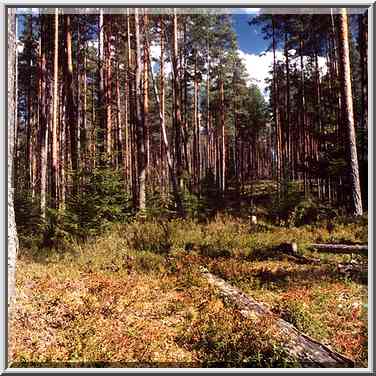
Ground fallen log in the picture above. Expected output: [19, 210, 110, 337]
[203, 272, 354, 368]
[309, 244, 367, 255]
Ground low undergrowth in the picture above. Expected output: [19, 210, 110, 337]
[10, 214, 368, 367]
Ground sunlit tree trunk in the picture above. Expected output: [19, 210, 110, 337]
[65, 15, 77, 193]
[337, 8, 363, 216]
[8, 6, 19, 314]
[98, 8, 105, 165]
[143, 12, 150, 175]
[172, 9, 183, 189]
[135, 9, 146, 211]
[145, 19, 184, 215]
[39, 15, 48, 219]
[51, 9, 60, 209]
[105, 16, 112, 162]
[220, 77, 226, 192]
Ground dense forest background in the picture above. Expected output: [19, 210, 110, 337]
[11, 8, 367, 243]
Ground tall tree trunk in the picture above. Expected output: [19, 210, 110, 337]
[135, 9, 146, 211]
[105, 16, 112, 162]
[116, 60, 123, 170]
[8, 6, 19, 314]
[82, 39, 88, 171]
[172, 9, 183, 189]
[220, 77, 226, 192]
[98, 9, 106, 165]
[40, 15, 48, 219]
[337, 8, 363, 216]
[65, 15, 77, 193]
[145, 20, 184, 215]
[299, 34, 307, 195]
[143, 12, 150, 176]
[25, 14, 33, 191]
[358, 11, 368, 206]
[193, 53, 199, 191]
[272, 17, 281, 191]
[284, 31, 291, 180]
[127, 10, 138, 206]
[51, 9, 59, 209]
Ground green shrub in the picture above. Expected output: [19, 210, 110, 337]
[61, 168, 133, 239]
[124, 221, 172, 254]
[287, 199, 338, 227]
[14, 190, 42, 237]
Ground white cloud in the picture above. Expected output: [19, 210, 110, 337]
[238, 49, 328, 101]
[150, 42, 172, 76]
[243, 8, 261, 14]
[238, 49, 282, 98]
[17, 42, 24, 54]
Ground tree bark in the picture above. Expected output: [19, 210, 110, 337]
[105, 16, 112, 162]
[172, 9, 183, 189]
[144, 20, 184, 216]
[143, 12, 150, 175]
[135, 9, 146, 211]
[337, 8, 363, 216]
[220, 78, 226, 192]
[310, 243, 367, 254]
[98, 9, 106, 165]
[39, 15, 48, 219]
[51, 9, 59, 209]
[8, 6, 19, 313]
[65, 15, 77, 193]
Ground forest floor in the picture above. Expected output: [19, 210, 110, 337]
[9, 213, 368, 368]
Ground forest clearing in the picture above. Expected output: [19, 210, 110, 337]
[7, 6, 369, 369]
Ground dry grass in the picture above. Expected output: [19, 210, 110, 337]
[9, 215, 368, 367]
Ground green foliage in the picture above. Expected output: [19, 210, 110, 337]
[60, 168, 133, 240]
[145, 190, 176, 219]
[124, 220, 172, 254]
[182, 190, 208, 219]
[273, 300, 321, 334]
[287, 199, 338, 227]
[178, 301, 298, 367]
[271, 182, 337, 226]
[14, 190, 42, 236]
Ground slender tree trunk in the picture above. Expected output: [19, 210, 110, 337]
[105, 16, 112, 162]
[51, 9, 59, 209]
[272, 17, 281, 192]
[145, 22, 184, 215]
[60, 80, 66, 209]
[40, 15, 48, 219]
[220, 77, 226, 192]
[8, 6, 19, 314]
[82, 39, 87, 171]
[25, 14, 33, 191]
[98, 9, 106, 165]
[65, 15, 77, 193]
[358, 12, 368, 206]
[193, 53, 199, 191]
[124, 13, 130, 188]
[135, 9, 146, 211]
[337, 8, 363, 216]
[143, 12, 150, 176]
[299, 35, 307, 195]
[116, 61, 123, 170]
[284, 32, 291, 180]
[172, 9, 183, 189]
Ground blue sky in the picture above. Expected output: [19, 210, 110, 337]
[233, 14, 269, 54]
